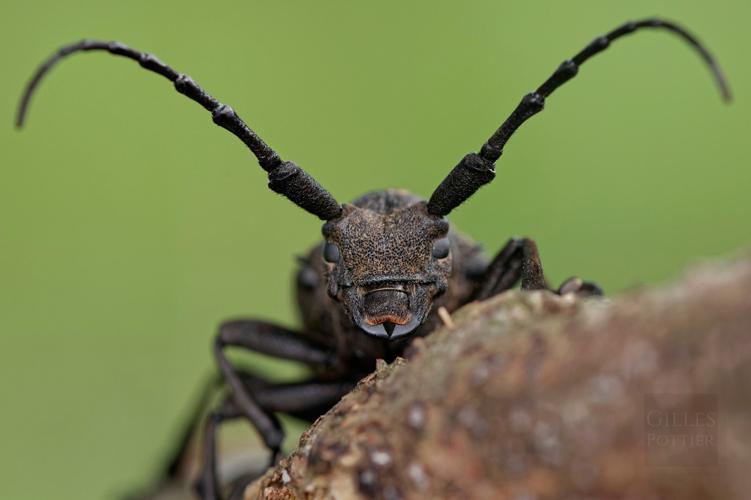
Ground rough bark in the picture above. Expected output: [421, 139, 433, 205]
[245, 256, 751, 500]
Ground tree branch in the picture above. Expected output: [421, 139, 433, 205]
[245, 256, 751, 499]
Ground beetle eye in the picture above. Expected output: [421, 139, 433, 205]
[432, 238, 450, 259]
[323, 242, 340, 263]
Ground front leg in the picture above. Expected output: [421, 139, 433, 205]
[195, 375, 355, 500]
[213, 320, 337, 455]
[474, 237, 602, 300]
[148, 321, 341, 500]
[191, 319, 349, 500]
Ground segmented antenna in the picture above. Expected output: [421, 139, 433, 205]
[16, 39, 342, 220]
[427, 18, 731, 217]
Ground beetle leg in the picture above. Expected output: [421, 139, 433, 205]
[194, 399, 242, 500]
[474, 237, 541, 299]
[213, 320, 337, 454]
[474, 237, 602, 300]
[150, 322, 339, 495]
[246, 374, 356, 421]
[194, 376, 355, 500]
[159, 374, 222, 480]
[473, 237, 524, 300]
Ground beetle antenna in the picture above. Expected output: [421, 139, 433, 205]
[16, 40, 342, 221]
[427, 18, 732, 217]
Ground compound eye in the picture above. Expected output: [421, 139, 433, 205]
[432, 237, 450, 259]
[323, 242, 340, 263]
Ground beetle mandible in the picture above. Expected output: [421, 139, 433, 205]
[16, 17, 730, 500]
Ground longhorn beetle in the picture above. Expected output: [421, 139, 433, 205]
[17, 17, 730, 500]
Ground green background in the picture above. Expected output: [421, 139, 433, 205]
[1, 1, 749, 498]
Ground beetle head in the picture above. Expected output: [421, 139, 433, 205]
[321, 191, 451, 340]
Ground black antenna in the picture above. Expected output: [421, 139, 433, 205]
[16, 39, 342, 221]
[427, 18, 731, 217]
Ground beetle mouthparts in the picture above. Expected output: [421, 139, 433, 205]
[356, 314, 422, 340]
[356, 285, 428, 339]
[362, 289, 410, 326]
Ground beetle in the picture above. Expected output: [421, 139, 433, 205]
[16, 17, 729, 500]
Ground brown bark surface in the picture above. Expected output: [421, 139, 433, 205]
[245, 256, 751, 500]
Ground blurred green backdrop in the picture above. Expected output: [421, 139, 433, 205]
[1, 1, 749, 498]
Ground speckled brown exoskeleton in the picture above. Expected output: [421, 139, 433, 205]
[16, 17, 730, 500]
